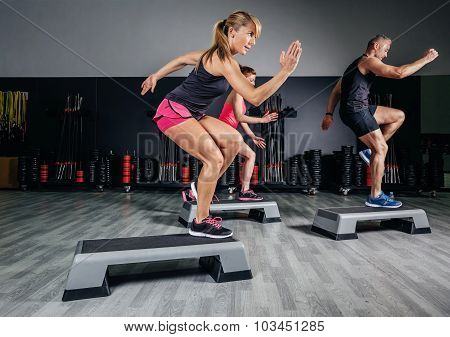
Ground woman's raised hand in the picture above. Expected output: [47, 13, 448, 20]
[280, 40, 302, 74]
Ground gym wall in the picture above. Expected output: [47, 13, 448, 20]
[420, 76, 450, 134]
[0, 76, 421, 158]
[97, 76, 360, 157]
[0, 0, 446, 159]
[1, 0, 449, 77]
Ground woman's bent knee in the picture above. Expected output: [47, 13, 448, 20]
[203, 151, 224, 174]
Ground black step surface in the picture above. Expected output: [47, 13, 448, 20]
[187, 198, 273, 206]
[81, 234, 236, 254]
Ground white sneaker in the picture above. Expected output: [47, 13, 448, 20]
[190, 181, 198, 200]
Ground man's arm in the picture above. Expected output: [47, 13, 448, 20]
[326, 78, 341, 114]
[363, 49, 439, 79]
[321, 78, 341, 131]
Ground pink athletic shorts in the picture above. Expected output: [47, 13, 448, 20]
[153, 99, 195, 133]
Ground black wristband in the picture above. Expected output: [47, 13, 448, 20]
[325, 112, 333, 116]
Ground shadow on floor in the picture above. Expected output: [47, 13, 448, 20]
[108, 259, 213, 287]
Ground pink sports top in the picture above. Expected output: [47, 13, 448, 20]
[218, 101, 247, 129]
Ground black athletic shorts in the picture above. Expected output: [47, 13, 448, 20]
[339, 105, 379, 137]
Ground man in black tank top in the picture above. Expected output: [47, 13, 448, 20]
[321, 34, 439, 208]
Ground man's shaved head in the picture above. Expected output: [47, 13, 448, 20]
[367, 34, 391, 49]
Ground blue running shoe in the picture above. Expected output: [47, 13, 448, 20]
[365, 192, 402, 208]
[359, 148, 371, 166]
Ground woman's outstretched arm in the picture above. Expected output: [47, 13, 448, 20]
[220, 41, 301, 106]
[141, 49, 205, 95]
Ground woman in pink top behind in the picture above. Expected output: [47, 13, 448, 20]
[219, 65, 278, 201]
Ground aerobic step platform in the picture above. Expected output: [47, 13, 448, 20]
[62, 234, 252, 301]
[311, 206, 431, 240]
[178, 199, 281, 227]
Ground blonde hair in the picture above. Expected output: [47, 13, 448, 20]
[197, 11, 261, 69]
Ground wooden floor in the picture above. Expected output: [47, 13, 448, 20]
[0, 189, 449, 317]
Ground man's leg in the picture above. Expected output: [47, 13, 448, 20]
[373, 106, 405, 142]
[359, 106, 405, 164]
[345, 107, 402, 207]
[359, 129, 388, 198]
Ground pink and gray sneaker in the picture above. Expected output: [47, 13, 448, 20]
[181, 189, 197, 202]
[182, 181, 219, 203]
[190, 181, 198, 200]
[238, 189, 263, 201]
[189, 216, 233, 239]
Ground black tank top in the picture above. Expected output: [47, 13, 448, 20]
[340, 55, 376, 113]
[166, 61, 230, 117]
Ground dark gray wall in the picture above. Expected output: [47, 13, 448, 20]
[95, 76, 355, 157]
[205, 77, 356, 158]
[1, 0, 449, 77]
[421, 76, 450, 134]
[0, 76, 357, 156]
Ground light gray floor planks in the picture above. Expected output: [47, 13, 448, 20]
[0, 189, 449, 316]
